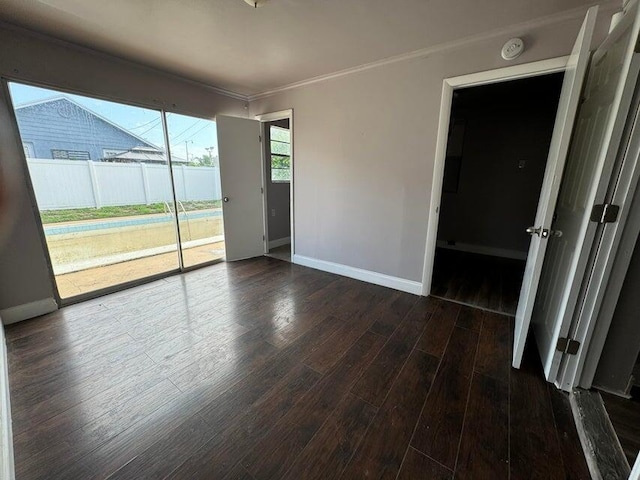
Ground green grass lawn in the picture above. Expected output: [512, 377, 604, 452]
[40, 200, 222, 224]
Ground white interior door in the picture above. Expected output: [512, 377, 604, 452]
[512, 7, 597, 368]
[532, 1, 640, 382]
[216, 115, 265, 261]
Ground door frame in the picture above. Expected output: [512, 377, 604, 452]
[254, 109, 295, 257]
[420, 56, 569, 296]
[561, 54, 640, 391]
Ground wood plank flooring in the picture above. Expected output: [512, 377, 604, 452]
[431, 248, 526, 315]
[6, 256, 589, 479]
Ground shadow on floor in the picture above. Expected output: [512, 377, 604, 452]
[266, 244, 291, 263]
[430, 248, 526, 315]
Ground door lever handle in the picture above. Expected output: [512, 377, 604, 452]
[526, 226, 558, 238]
[526, 226, 550, 238]
[526, 226, 543, 236]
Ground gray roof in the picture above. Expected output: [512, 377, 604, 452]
[105, 146, 188, 164]
[16, 96, 159, 150]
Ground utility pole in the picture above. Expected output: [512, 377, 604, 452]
[205, 146, 216, 166]
[185, 141, 190, 163]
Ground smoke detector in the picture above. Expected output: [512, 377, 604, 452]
[501, 38, 524, 60]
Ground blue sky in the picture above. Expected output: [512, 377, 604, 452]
[8, 82, 218, 161]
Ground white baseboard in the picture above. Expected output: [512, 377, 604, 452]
[0, 325, 15, 480]
[269, 237, 291, 249]
[0, 297, 58, 325]
[436, 241, 528, 261]
[292, 254, 422, 295]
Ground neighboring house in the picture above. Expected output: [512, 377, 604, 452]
[103, 146, 187, 164]
[14, 96, 185, 163]
[104, 146, 178, 163]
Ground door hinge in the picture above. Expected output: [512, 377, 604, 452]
[590, 203, 620, 224]
[263, 235, 265, 241]
[259, 135, 262, 143]
[261, 187, 264, 194]
[556, 337, 581, 355]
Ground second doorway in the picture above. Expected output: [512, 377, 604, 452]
[263, 118, 292, 262]
[431, 73, 564, 314]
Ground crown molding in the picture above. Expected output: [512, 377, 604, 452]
[247, 2, 619, 102]
[0, 21, 249, 102]
[0, 1, 620, 105]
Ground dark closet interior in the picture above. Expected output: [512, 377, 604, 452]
[431, 73, 564, 314]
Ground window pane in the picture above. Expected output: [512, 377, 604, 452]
[165, 113, 225, 268]
[271, 155, 291, 182]
[8, 82, 180, 299]
[270, 126, 290, 143]
[270, 140, 290, 156]
[271, 168, 291, 182]
[269, 125, 291, 183]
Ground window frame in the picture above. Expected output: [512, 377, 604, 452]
[269, 125, 291, 184]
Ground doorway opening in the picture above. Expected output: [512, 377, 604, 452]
[259, 113, 292, 263]
[214, 111, 293, 264]
[430, 73, 564, 315]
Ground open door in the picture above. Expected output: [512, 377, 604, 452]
[531, 1, 640, 382]
[512, 6, 597, 368]
[217, 115, 265, 261]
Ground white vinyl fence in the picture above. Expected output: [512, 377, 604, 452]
[26, 159, 222, 210]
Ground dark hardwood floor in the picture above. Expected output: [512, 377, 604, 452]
[431, 248, 526, 315]
[6, 256, 589, 479]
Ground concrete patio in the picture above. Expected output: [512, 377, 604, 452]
[55, 240, 225, 298]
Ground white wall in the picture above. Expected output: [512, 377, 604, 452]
[0, 24, 247, 321]
[250, 8, 614, 284]
[0, 87, 55, 315]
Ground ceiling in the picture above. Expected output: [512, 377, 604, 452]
[0, 0, 605, 96]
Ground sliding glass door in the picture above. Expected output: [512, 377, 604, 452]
[165, 113, 224, 268]
[7, 82, 225, 300]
